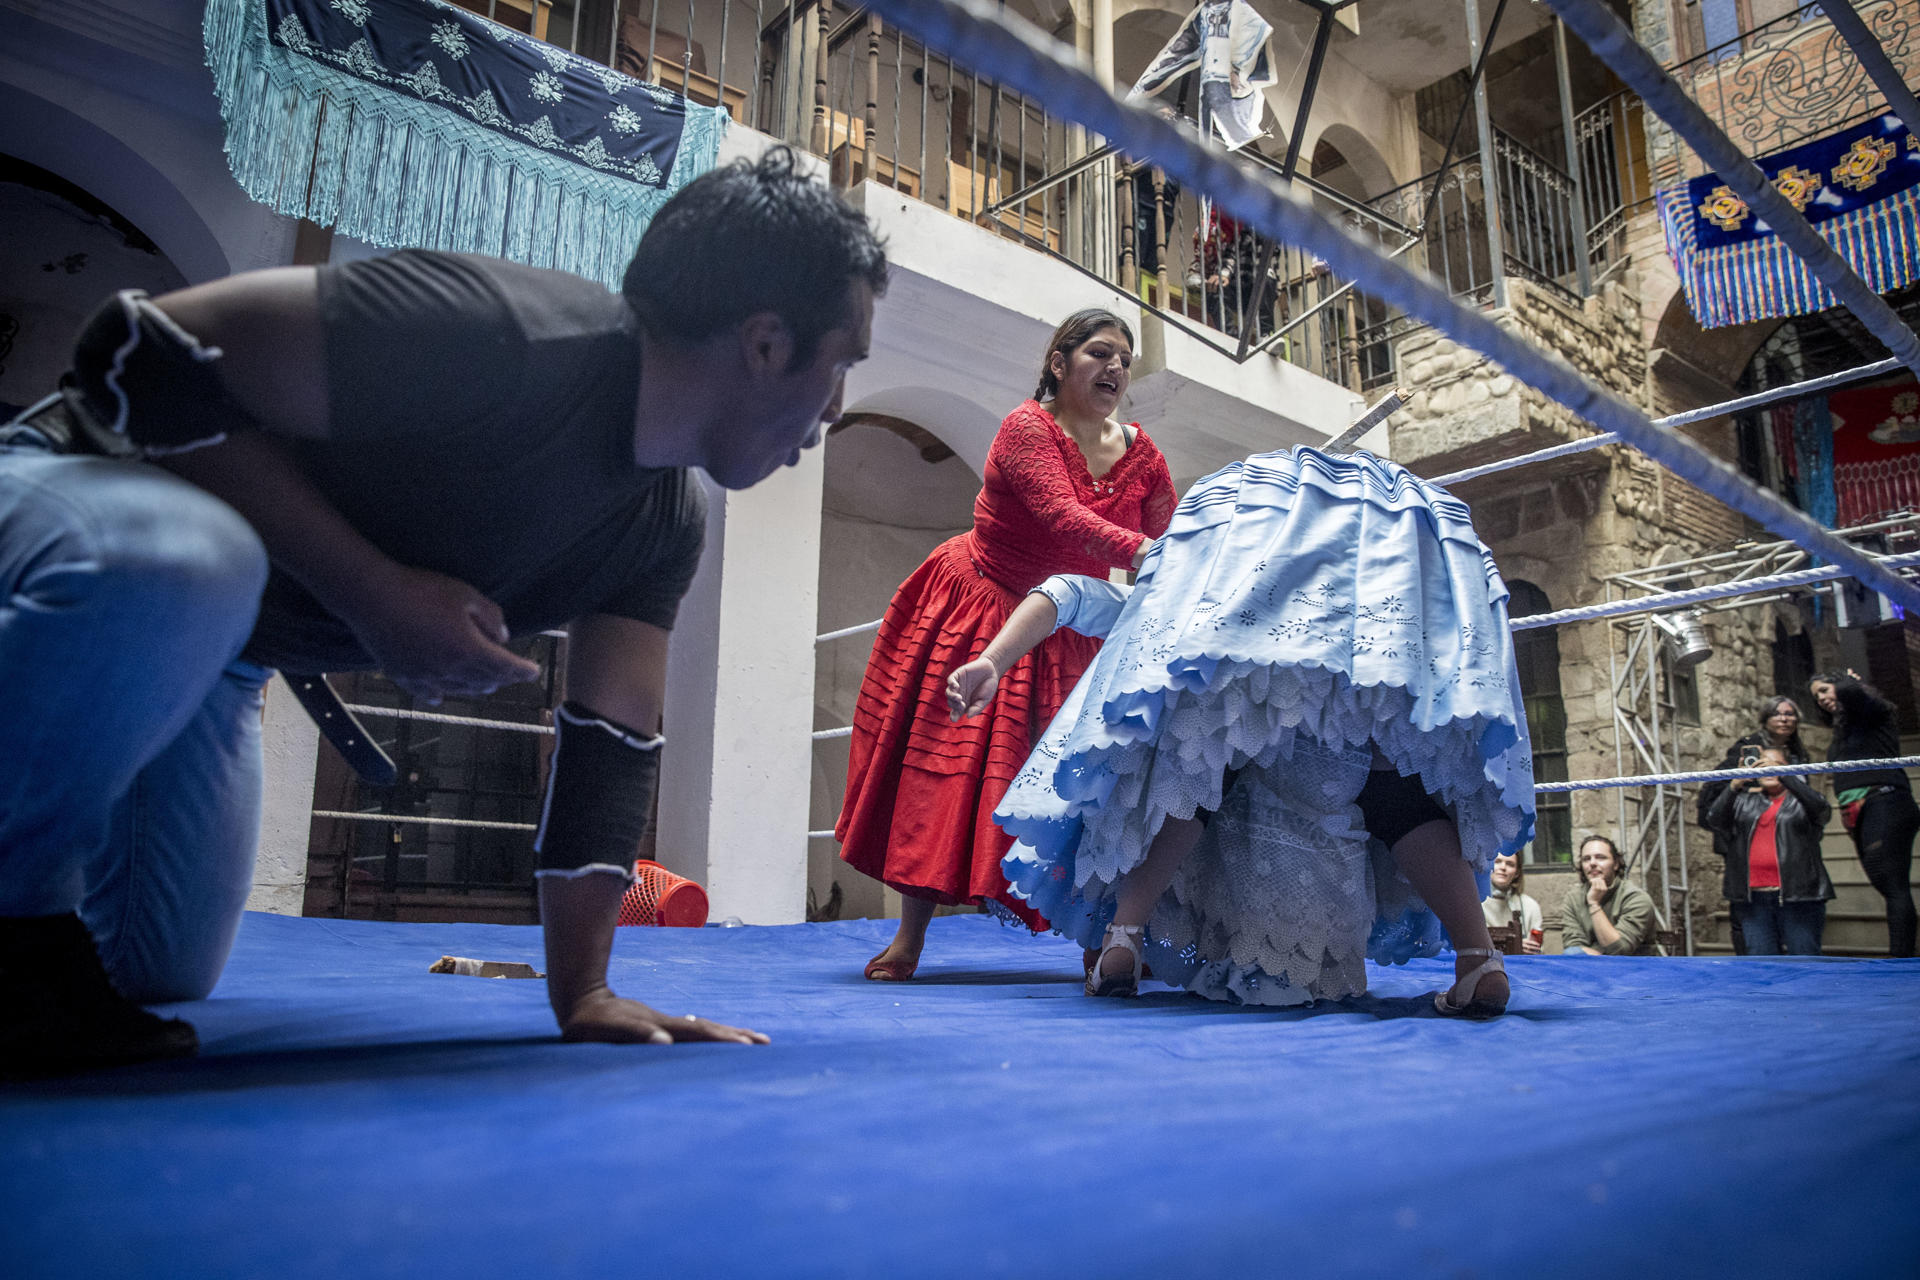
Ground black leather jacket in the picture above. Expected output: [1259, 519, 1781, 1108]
[1706, 776, 1834, 903]
[1696, 731, 1809, 860]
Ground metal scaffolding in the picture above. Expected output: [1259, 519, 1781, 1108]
[1605, 513, 1920, 954]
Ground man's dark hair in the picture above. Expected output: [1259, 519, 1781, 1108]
[1578, 833, 1624, 874]
[623, 146, 888, 368]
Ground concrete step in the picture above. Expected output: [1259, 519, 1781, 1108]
[1704, 907, 1894, 956]
[1695, 940, 1893, 958]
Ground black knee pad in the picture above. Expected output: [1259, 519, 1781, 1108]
[533, 702, 663, 880]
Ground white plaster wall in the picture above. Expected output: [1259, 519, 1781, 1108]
[658, 452, 826, 926]
[0, 1, 301, 282]
[251, 676, 322, 915]
[849, 181, 1362, 482]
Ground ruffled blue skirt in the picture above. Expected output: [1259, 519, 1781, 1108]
[997, 448, 1535, 1005]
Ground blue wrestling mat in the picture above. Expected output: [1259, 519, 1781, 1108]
[5, 912, 1918, 1278]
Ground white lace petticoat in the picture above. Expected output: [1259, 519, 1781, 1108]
[996, 448, 1535, 1005]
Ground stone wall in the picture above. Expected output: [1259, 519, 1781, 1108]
[1387, 237, 1811, 946]
[1389, 275, 1646, 477]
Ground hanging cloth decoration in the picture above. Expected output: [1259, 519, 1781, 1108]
[204, 0, 728, 288]
[1127, 0, 1275, 151]
[1656, 113, 1920, 329]
[1830, 380, 1920, 527]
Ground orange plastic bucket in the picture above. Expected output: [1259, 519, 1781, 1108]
[616, 859, 710, 928]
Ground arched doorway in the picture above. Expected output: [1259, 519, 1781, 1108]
[0, 155, 189, 416]
[811, 412, 983, 921]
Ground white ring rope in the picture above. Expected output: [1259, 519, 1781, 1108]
[805, 758, 1920, 841]
[816, 619, 884, 644]
[1537, 756, 1920, 794]
[853, 0, 1920, 615]
[813, 726, 855, 741]
[1432, 357, 1907, 489]
[340, 703, 554, 735]
[311, 809, 539, 831]
[1511, 550, 1920, 631]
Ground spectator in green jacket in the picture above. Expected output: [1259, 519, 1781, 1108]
[1560, 835, 1657, 955]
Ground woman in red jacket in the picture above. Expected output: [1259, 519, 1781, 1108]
[837, 309, 1177, 980]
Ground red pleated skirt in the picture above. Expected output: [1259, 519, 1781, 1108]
[836, 534, 1100, 927]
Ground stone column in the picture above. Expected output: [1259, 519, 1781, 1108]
[656, 453, 824, 925]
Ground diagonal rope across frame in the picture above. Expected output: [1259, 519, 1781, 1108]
[853, 0, 1920, 617]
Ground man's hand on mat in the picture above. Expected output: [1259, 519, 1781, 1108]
[349, 564, 541, 704]
[946, 657, 999, 721]
[559, 990, 770, 1045]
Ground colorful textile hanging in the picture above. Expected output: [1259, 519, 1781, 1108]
[204, 0, 727, 288]
[1656, 114, 1920, 328]
[1830, 381, 1920, 527]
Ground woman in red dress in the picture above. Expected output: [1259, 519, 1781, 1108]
[837, 309, 1177, 980]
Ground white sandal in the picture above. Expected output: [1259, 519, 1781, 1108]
[1434, 948, 1509, 1018]
[1086, 924, 1145, 998]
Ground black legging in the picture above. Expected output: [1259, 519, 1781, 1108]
[1854, 790, 1920, 958]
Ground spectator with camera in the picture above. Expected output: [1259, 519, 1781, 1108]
[1704, 747, 1833, 955]
[1697, 696, 1810, 953]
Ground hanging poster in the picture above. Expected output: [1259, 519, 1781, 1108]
[1656, 113, 1920, 328]
[1829, 380, 1920, 526]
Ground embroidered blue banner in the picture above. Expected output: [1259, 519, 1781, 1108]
[265, 0, 686, 188]
[1658, 114, 1920, 328]
[206, 0, 727, 288]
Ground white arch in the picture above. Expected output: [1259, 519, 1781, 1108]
[841, 384, 1006, 477]
[1305, 120, 1398, 202]
[0, 82, 231, 284]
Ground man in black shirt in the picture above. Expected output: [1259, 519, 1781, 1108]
[0, 147, 886, 1074]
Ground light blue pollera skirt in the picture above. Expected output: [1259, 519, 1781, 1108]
[998, 448, 1536, 1005]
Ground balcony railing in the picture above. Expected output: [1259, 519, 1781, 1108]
[450, 0, 1664, 391]
[1663, 0, 1919, 174]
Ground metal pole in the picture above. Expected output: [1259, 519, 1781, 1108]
[1554, 18, 1592, 294]
[1237, 6, 1333, 360]
[1463, 0, 1508, 309]
[720, 0, 735, 115]
[1814, 0, 1920, 143]
[1544, 0, 1920, 380]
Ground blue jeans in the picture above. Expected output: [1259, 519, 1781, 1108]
[1, 429, 270, 1001]
[1730, 892, 1826, 956]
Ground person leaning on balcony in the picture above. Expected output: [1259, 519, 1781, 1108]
[1558, 835, 1657, 955]
[0, 146, 886, 1076]
[837, 309, 1177, 982]
[1704, 747, 1833, 956]
[1810, 669, 1919, 957]
[1696, 694, 1810, 954]
[1482, 852, 1543, 953]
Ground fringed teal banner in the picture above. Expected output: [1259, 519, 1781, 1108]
[205, 0, 727, 288]
[1657, 114, 1920, 329]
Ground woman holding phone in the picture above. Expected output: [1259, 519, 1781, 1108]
[1696, 696, 1809, 953]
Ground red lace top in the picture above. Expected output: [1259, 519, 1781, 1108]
[966, 400, 1177, 593]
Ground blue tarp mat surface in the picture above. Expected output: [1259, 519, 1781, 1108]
[5, 911, 1919, 1278]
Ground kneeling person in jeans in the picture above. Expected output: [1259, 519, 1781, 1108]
[0, 148, 885, 1075]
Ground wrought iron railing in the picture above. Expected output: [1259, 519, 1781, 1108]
[761, 0, 1415, 386]
[1572, 90, 1650, 277]
[1665, 0, 1917, 170]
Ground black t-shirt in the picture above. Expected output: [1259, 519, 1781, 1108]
[243, 250, 704, 673]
